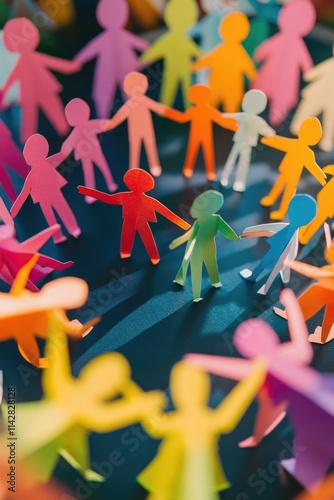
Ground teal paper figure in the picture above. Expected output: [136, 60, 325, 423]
[169, 190, 239, 302]
[244, 0, 282, 59]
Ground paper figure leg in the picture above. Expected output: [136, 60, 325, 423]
[93, 61, 118, 118]
[296, 284, 328, 320]
[39, 201, 66, 243]
[320, 107, 334, 152]
[321, 301, 334, 343]
[81, 158, 97, 204]
[120, 220, 136, 258]
[94, 153, 118, 192]
[299, 212, 327, 245]
[234, 146, 252, 192]
[260, 175, 286, 208]
[174, 258, 190, 286]
[129, 136, 142, 170]
[183, 138, 200, 179]
[202, 139, 216, 181]
[42, 95, 69, 137]
[270, 182, 296, 220]
[143, 134, 161, 177]
[17, 335, 46, 368]
[52, 195, 81, 239]
[243, 249, 276, 282]
[221, 143, 239, 186]
[36, 254, 72, 271]
[190, 258, 204, 302]
[0, 165, 17, 202]
[137, 222, 160, 265]
[203, 241, 220, 287]
[160, 76, 179, 107]
[4, 143, 29, 177]
[21, 99, 39, 143]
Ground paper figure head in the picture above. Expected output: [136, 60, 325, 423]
[65, 98, 91, 126]
[124, 168, 155, 192]
[298, 117, 322, 146]
[190, 190, 224, 219]
[170, 361, 210, 408]
[278, 0, 316, 36]
[242, 90, 267, 115]
[3, 18, 40, 53]
[188, 84, 212, 104]
[164, 0, 199, 31]
[287, 194, 317, 228]
[123, 72, 149, 97]
[23, 134, 49, 166]
[234, 319, 280, 359]
[96, 0, 129, 29]
[219, 12, 250, 42]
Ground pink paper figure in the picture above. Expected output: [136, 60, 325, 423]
[75, 0, 149, 118]
[0, 18, 80, 143]
[186, 288, 313, 448]
[62, 98, 118, 204]
[104, 72, 166, 177]
[251, 0, 316, 126]
[11, 134, 81, 244]
[0, 119, 29, 202]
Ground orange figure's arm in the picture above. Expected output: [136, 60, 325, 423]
[260, 135, 293, 151]
[152, 199, 190, 230]
[210, 110, 238, 132]
[78, 186, 124, 205]
[191, 52, 215, 72]
[241, 52, 257, 80]
[164, 108, 191, 124]
[305, 154, 327, 186]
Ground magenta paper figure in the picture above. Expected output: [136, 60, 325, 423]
[62, 98, 118, 204]
[0, 119, 29, 202]
[186, 288, 313, 448]
[0, 18, 80, 143]
[104, 72, 166, 177]
[75, 0, 149, 118]
[11, 134, 81, 244]
[251, 0, 316, 126]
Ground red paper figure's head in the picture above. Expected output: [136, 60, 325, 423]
[170, 361, 210, 409]
[124, 169, 155, 193]
[123, 72, 149, 97]
[23, 134, 49, 166]
[278, 0, 316, 36]
[234, 319, 279, 359]
[219, 12, 250, 43]
[3, 18, 40, 53]
[97, 0, 129, 29]
[65, 98, 91, 126]
[188, 84, 212, 105]
[298, 117, 322, 146]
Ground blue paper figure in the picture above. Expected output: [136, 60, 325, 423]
[240, 194, 317, 295]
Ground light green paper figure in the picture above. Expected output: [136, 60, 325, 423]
[169, 190, 239, 302]
[140, 0, 202, 108]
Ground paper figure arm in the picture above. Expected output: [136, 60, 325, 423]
[305, 154, 326, 186]
[123, 31, 150, 52]
[145, 97, 167, 116]
[254, 38, 278, 63]
[78, 186, 124, 205]
[299, 45, 313, 75]
[211, 110, 238, 131]
[164, 108, 191, 124]
[303, 59, 332, 82]
[186, 37, 203, 59]
[19, 225, 63, 253]
[140, 35, 170, 64]
[152, 199, 191, 230]
[184, 354, 251, 381]
[169, 227, 194, 250]
[191, 51, 215, 71]
[104, 105, 130, 131]
[48, 152, 67, 169]
[241, 222, 287, 238]
[11, 176, 32, 218]
[75, 36, 102, 64]
[61, 132, 76, 156]
[43, 320, 72, 399]
[217, 217, 239, 241]
[259, 121, 276, 137]
[37, 53, 80, 74]
[284, 259, 334, 280]
[241, 52, 257, 80]
[260, 135, 293, 151]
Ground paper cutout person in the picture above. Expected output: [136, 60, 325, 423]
[104, 72, 166, 177]
[137, 359, 266, 497]
[169, 190, 239, 302]
[251, 0, 316, 126]
[191, 12, 257, 112]
[0, 18, 80, 143]
[18, 322, 165, 481]
[186, 288, 313, 448]
[62, 98, 118, 204]
[0, 119, 29, 201]
[75, 0, 149, 118]
[275, 240, 334, 344]
[240, 194, 317, 295]
[11, 134, 81, 244]
[291, 47, 334, 152]
[39, 0, 76, 29]
[78, 169, 190, 264]
[164, 84, 238, 181]
[140, 0, 201, 108]
[260, 117, 326, 220]
[244, 0, 282, 60]
[220, 89, 275, 192]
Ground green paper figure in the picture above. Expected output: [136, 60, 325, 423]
[169, 190, 239, 302]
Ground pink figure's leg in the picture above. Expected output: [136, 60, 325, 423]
[21, 100, 39, 143]
[4, 143, 29, 178]
[183, 137, 200, 179]
[0, 164, 18, 202]
[137, 222, 160, 265]
[120, 219, 137, 258]
[129, 135, 142, 170]
[39, 200, 66, 244]
[81, 158, 97, 205]
[202, 139, 216, 182]
[94, 151, 118, 192]
[260, 175, 287, 208]
[93, 60, 118, 118]
[142, 132, 161, 177]
[41, 94, 69, 137]
[52, 194, 81, 239]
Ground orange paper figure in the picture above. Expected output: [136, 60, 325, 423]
[191, 12, 257, 112]
[260, 117, 326, 220]
[104, 72, 166, 177]
[164, 84, 238, 181]
[297, 475, 334, 499]
[137, 359, 266, 498]
[275, 240, 334, 344]
[78, 169, 190, 264]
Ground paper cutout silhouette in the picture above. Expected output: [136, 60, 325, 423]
[251, 0, 316, 126]
[0, 18, 80, 143]
[79, 169, 190, 264]
[140, 0, 201, 108]
[164, 84, 238, 181]
[260, 117, 326, 220]
[11, 134, 81, 244]
[186, 288, 313, 448]
[0, 30, 19, 106]
[191, 12, 257, 112]
[18, 321, 165, 481]
[0, 119, 29, 202]
[137, 359, 266, 497]
[104, 72, 166, 177]
[291, 47, 334, 152]
[244, 0, 282, 60]
[75, 0, 149, 118]
[62, 98, 118, 204]
[169, 190, 239, 301]
[275, 240, 334, 344]
[240, 194, 317, 295]
[220, 89, 275, 192]
[39, 0, 75, 28]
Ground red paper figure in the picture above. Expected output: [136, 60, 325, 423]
[78, 169, 190, 264]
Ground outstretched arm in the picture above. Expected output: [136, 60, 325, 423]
[140, 36, 170, 64]
[241, 222, 287, 238]
[284, 258, 334, 281]
[61, 132, 76, 156]
[299, 45, 313, 75]
[242, 52, 257, 80]
[146, 97, 167, 116]
[261, 135, 293, 151]
[75, 37, 101, 64]
[217, 217, 239, 241]
[305, 153, 326, 186]
[187, 38, 203, 59]
[211, 111, 238, 132]
[169, 227, 194, 250]
[153, 199, 190, 230]
[78, 186, 123, 205]
[164, 108, 190, 124]
[104, 105, 130, 131]
[185, 354, 251, 381]
[304, 59, 331, 82]
[48, 152, 67, 169]
[124, 31, 149, 52]
[191, 51, 215, 72]
[37, 53, 81, 74]
[254, 38, 278, 63]
[11, 177, 32, 218]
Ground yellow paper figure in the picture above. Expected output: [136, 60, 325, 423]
[191, 12, 257, 112]
[140, 0, 201, 108]
[260, 117, 326, 220]
[137, 359, 266, 498]
[0, 256, 96, 368]
[18, 321, 165, 482]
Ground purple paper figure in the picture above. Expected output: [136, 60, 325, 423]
[0, 18, 81, 143]
[186, 288, 313, 448]
[0, 119, 29, 202]
[75, 0, 149, 118]
[11, 134, 81, 244]
[251, 0, 316, 126]
[62, 98, 118, 204]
